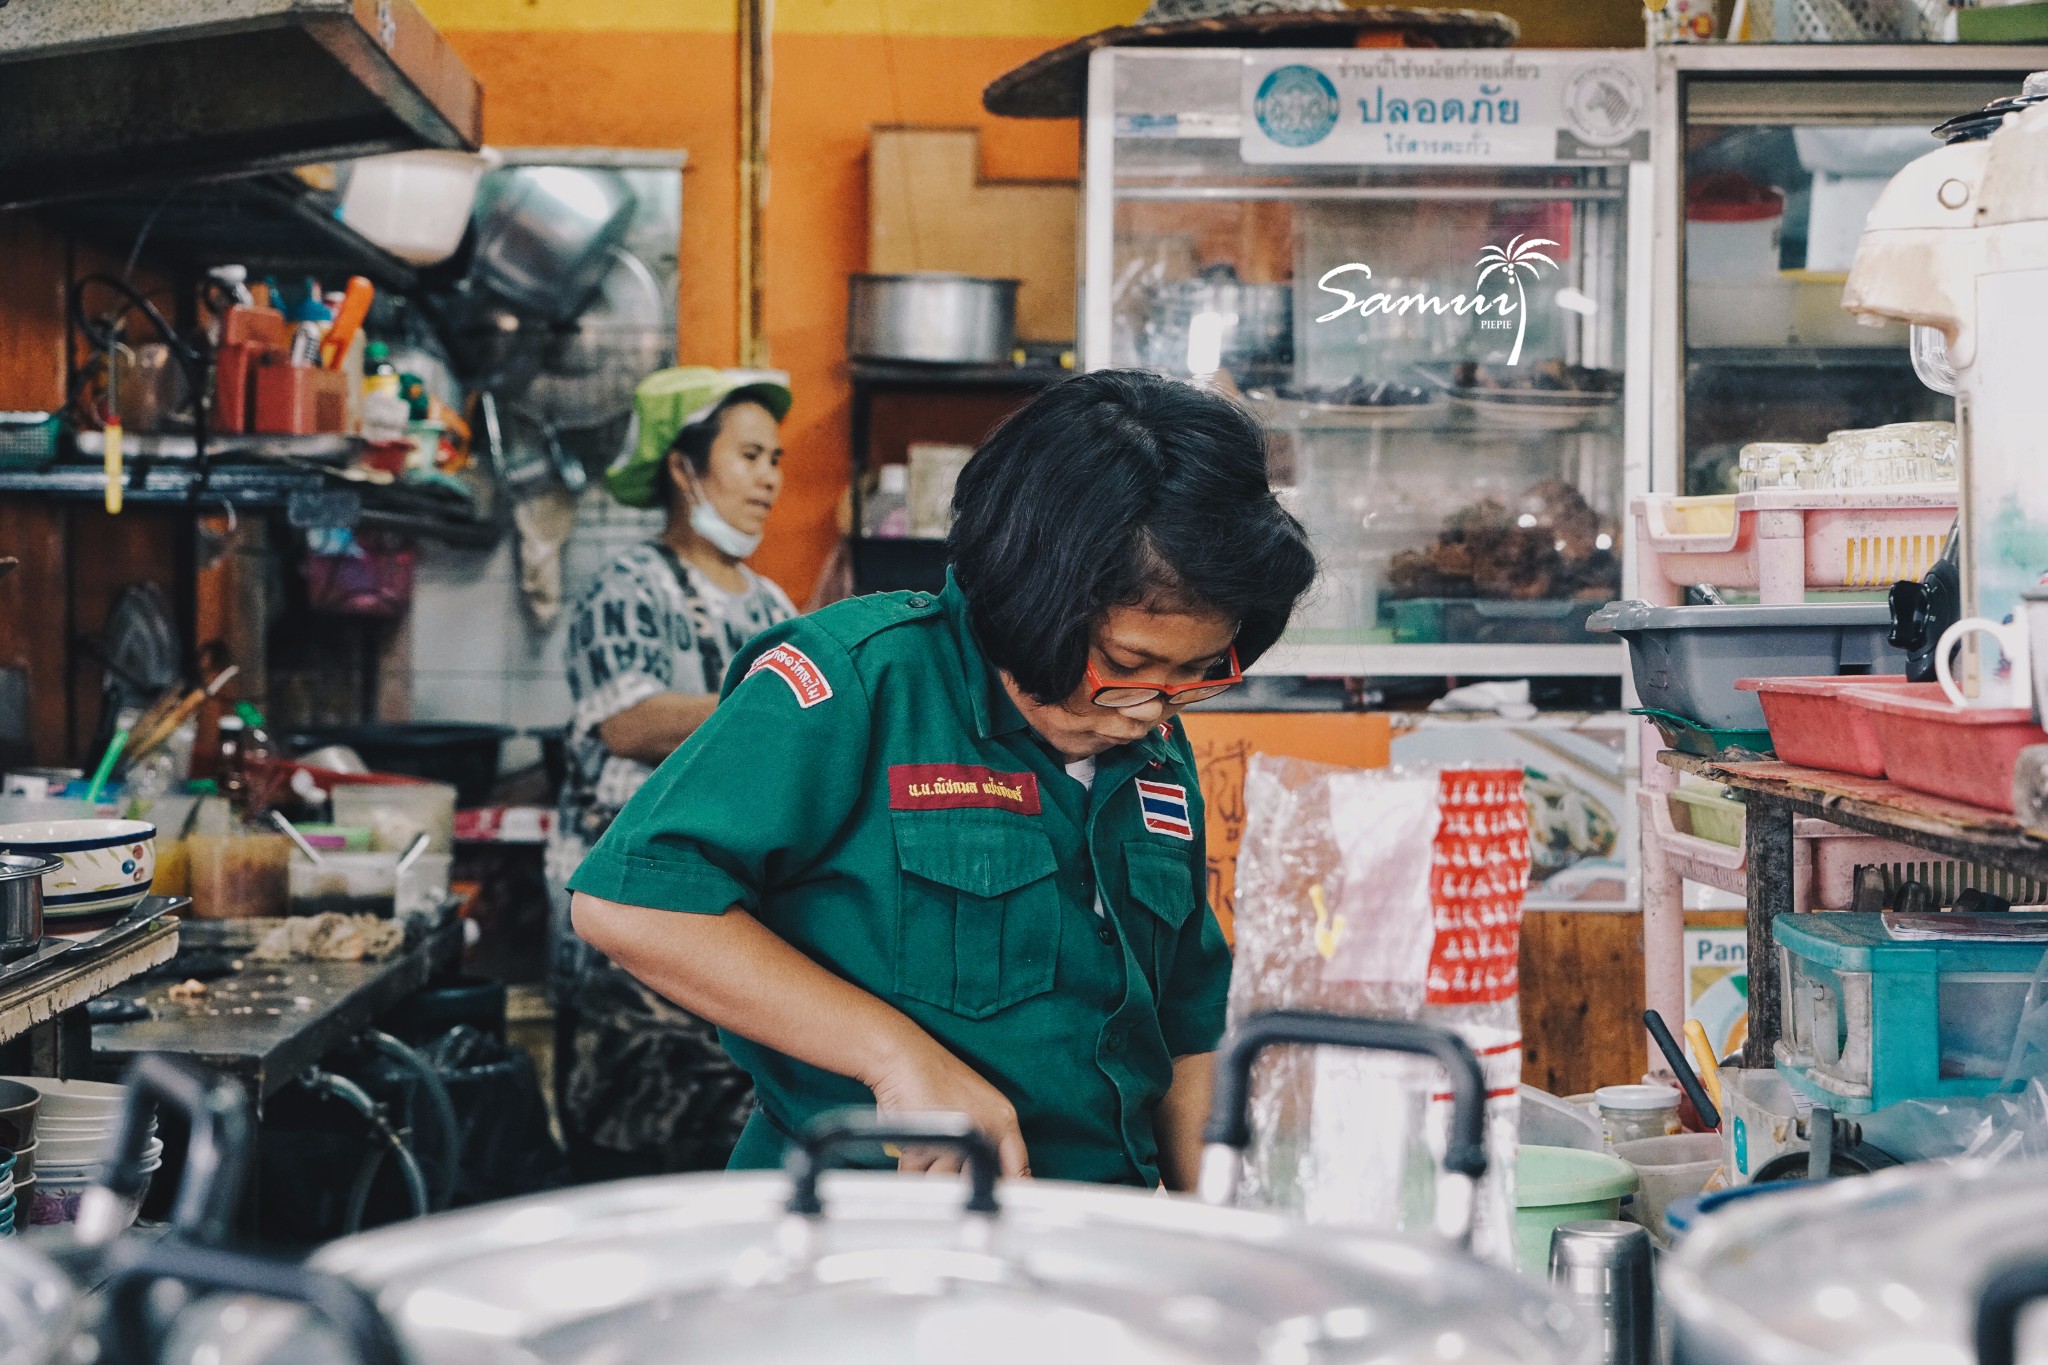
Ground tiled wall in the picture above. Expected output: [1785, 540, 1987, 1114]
[410, 491, 663, 764]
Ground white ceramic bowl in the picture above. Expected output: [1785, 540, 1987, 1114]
[3, 1077, 129, 1117]
[0, 820, 155, 917]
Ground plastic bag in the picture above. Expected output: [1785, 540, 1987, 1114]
[1229, 754, 1529, 1265]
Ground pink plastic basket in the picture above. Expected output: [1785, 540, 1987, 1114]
[1633, 488, 1955, 606]
[1841, 681, 2048, 813]
[1736, 674, 1904, 778]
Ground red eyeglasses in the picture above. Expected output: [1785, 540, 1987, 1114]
[1086, 647, 1244, 710]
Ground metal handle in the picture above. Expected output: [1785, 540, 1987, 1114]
[786, 1111, 1000, 1217]
[1198, 1011, 1489, 1245]
[85, 1054, 252, 1248]
[101, 1240, 406, 1365]
[1975, 1253, 2048, 1365]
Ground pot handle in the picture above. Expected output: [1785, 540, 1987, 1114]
[1198, 1010, 1489, 1247]
[100, 1239, 405, 1365]
[1975, 1253, 2048, 1365]
[78, 1053, 253, 1249]
[787, 1111, 1000, 1217]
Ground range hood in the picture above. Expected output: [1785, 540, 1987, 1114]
[0, 0, 482, 210]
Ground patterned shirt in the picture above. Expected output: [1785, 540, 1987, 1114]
[559, 543, 795, 850]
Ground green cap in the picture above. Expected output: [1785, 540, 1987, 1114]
[608, 367, 793, 509]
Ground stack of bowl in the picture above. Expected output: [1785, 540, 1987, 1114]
[0, 1077, 37, 1235]
[7, 1077, 155, 1228]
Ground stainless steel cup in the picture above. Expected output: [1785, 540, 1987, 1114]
[1550, 1219, 1656, 1365]
[0, 853, 62, 959]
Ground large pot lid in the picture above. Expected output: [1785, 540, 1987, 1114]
[1665, 1158, 2048, 1365]
[291, 1172, 1584, 1364]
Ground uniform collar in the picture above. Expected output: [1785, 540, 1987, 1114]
[940, 573, 1176, 766]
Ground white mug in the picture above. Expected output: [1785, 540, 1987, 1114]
[1937, 616, 2033, 709]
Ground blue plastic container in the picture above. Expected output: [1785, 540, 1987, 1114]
[1773, 911, 2048, 1114]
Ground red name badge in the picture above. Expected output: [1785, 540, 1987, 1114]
[889, 764, 1042, 815]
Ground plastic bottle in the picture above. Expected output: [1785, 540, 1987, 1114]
[864, 464, 911, 538]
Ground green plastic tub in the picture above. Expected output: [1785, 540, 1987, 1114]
[1515, 1144, 1640, 1274]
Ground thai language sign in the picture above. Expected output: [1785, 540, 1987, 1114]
[1241, 49, 1650, 167]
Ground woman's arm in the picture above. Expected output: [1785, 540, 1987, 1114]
[597, 693, 720, 766]
[571, 892, 1032, 1176]
[1155, 1052, 1214, 1193]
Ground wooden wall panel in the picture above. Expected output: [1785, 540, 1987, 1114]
[64, 507, 180, 763]
[0, 213, 68, 411]
[1520, 909, 1646, 1097]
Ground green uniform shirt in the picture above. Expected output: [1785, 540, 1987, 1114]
[567, 575, 1232, 1186]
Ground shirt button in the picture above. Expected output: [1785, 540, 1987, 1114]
[906, 594, 930, 608]
[1096, 923, 1116, 945]
[1105, 1029, 1125, 1053]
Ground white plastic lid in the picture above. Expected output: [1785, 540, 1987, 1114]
[1595, 1083, 1680, 1112]
[878, 464, 908, 493]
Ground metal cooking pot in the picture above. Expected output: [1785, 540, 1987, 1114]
[1665, 1157, 2048, 1364]
[847, 273, 1018, 365]
[471, 167, 638, 325]
[185, 1012, 1590, 1364]
[0, 1055, 401, 1365]
[0, 854, 59, 960]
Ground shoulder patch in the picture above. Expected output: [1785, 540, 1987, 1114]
[1136, 779, 1194, 840]
[746, 643, 834, 708]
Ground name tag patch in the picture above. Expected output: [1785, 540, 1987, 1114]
[1137, 779, 1194, 840]
[890, 764, 1042, 815]
[746, 644, 833, 708]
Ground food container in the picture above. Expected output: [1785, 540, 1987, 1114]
[1613, 1133, 1724, 1240]
[1737, 673, 1905, 777]
[1841, 680, 2048, 812]
[846, 273, 1019, 365]
[1685, 171, 1785, 279]
[1587, 600, 1905, 731]
[1774, 910, 2048, 1113]
[0, 854, 58, 957]
[288, 852, 398, 918]
[1514, 1145, 1640, 1275]
[185, 833, 291, 919]
[0, 819, 156, 919]
[1596, 1084, 1682, 1144]
[1667, 785, 1745, 846]
[340, 148, 502, 267]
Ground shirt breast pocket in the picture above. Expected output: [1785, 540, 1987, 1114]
[893, 818, 1062, 1020]
[1123, 842, 1196, 991]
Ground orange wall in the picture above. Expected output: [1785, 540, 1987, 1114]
[426, 0, 1641, 602]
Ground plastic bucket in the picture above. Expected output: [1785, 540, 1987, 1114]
[1614, 1133, 1724, 1238]
[1514, 1145, 1639, 1274]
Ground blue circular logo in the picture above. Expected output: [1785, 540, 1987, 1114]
[1254, 65, 1340, 149]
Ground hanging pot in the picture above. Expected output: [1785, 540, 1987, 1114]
[176, 1011, 1589, 1364]
[470, 167, 638, 326]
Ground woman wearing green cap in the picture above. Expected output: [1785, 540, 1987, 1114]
[546, 366, 797, 1180]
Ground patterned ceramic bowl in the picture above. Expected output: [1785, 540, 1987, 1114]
[0, 820, 156, 918]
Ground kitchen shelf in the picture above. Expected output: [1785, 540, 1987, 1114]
[0, 0, 482, 210]
[0, 462, 496, 548]
[848, 361, 1071, 390]
[1253, 641, 1626, 678]
[40, 173, 421, 295]
[1686, 347, 1915, 370]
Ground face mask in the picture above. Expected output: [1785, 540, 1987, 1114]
[684, 468, 764, 558]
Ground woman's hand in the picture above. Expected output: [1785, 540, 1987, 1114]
[865, 1029, 1031, 1180]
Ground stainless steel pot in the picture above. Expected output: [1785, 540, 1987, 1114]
[187, 1012, 1590, 1365]
[472, 167, 638, 324]
[0, 853, 59, 960]
[1665, 1158, 2048, 1364]
[847, 273, 1018, 365]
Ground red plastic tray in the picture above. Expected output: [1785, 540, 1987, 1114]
[1736, 674, 1905, 779]
[1840, 681, 2048, 812]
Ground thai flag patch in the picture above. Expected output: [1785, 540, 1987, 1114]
[1136, 779, 1194, 840]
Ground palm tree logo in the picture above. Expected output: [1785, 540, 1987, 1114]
[1475, 235, 1559, 366]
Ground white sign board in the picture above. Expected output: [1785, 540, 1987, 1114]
[1241, 49, 1651, 167]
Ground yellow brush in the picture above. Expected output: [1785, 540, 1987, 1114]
[1684, 1018, 1725, 1113]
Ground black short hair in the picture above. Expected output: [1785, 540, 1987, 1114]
[948, 369, 1316, 704]
[666, 393, 773, 509]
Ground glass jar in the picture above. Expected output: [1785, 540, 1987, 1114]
[1596, 1083, 1682, 1145]
[1738, 442, 1812, 493]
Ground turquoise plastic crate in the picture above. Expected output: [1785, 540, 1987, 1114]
[1773, 912, 2048, 1114]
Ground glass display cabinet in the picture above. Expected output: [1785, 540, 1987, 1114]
[1649, 44, 2048, 501]
[1083, 47, 1655, 679]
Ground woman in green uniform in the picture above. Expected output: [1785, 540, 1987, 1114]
[570, 370, 1315, 1188]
